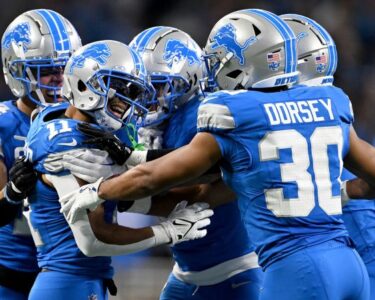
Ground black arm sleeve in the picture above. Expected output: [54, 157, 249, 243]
[0, 199, 22, 227]
[146, 149, 175, 161]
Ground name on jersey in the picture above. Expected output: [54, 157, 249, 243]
[263, 98, 334, 126]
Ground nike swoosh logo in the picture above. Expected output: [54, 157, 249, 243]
[231, 280, 252, 289]
[57, 138, 78, 147]
[172, 218, 194, 239]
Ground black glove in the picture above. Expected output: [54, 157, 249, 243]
[77, 122, 132, 165]
[3, 156, 37, 204]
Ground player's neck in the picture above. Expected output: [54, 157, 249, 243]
[16, 97, 37, 116]
[65, 105, 92, 123]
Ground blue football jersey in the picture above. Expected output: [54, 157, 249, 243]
[342, 168, 375, 264]
[0, 100, 38, 273]
[163, 95, 254, 271]
[197, 86, 353, 268]
[26, 102, 113, 277]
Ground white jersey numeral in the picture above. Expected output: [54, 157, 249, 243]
[47, 120, 72, 140]
[259, 126, 343, 217]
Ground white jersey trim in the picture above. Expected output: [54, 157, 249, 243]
[172, 251, 260, 286]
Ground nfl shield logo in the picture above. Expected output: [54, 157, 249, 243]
[267, 52, 281, 71]
[315, 54, 327, 73]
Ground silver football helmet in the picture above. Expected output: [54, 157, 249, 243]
[129, 26, 204, 126]
[281, 14, 337, 86]
[204, 9, 298, 90]
[1, 9, 82, 105]
[63, 40, 155, 131]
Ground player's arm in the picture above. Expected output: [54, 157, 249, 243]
[60, 132, 222, 223]
[63, 123, 221, 183]
[0, 158, 37, 226]
[145, 180, 235, 217]
[46, 173, 212, 256]
[343, 126, 375, 201]
[99, 132, 222, 201]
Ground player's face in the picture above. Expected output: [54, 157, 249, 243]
[107, 95, 130, 119]
[38, 66, 65, 103]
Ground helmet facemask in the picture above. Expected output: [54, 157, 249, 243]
[84, 69, 153, 131]
[8, 56, 68, 105]
[142, 73, 190, 127]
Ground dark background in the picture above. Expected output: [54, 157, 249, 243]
[2, 1, 374, 298]
[1, 0, 374, 141]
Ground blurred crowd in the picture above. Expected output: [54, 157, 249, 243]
[0, 0, 374, 141]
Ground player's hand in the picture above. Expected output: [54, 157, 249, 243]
[3, 156, 37, 204]
[152, 201, 213, 246]
[137, 127, 164, 150]
[77, 123, 132, 165]
[62, 149, 127, 182]
[59, 178, 104, 223]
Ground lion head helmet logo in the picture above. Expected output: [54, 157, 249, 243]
[2, 23, 31, 51]
[211, 23, 257, 65]
[163, 39, 200, 69]
[69, 43, 111, 73]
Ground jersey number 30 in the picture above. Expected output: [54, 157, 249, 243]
[259, 126, 343, 217]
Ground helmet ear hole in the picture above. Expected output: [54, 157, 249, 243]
[226, 69, 242, 79]
[252, 24, 261, 36]
[77, 80, 87, 92]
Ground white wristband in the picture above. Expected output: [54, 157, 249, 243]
[151, 224, 171, 246]
[341, 180, 350, 206]
[2, 186, 21, 205]
[126, 151, 147, 168]
[127, 196, 152, 214]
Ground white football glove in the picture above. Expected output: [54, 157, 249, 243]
[152, 201, 214, 246]
[59, 178, 104, 224]
[138, 127, 164, 150]
[61, 149, 127, 183]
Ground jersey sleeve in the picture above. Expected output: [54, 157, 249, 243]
[197, 92, 236, 134]
[28, 119, 87, 175]
[332, 87, 354, 125]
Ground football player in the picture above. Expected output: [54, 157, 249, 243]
[0, 9, 81, 300]
[281, 13, 375, 299]
[24, 40, 213, 300]
[60, 9, 375, 299]
[130, 26, 262, 299]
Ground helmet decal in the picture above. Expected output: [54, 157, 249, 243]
[297, 32, 309, 42]
[163, 39, 200, 68]
[267, 52, 281, 71]
[250, 9, 297, 74]
[211, 23, 257, 65]
[131, 26, 164, 54]
[2, 22, 31, 51]
[36, 9, 72, 53]
[69, 43, 111, 73]
[315, 54, 328, 73]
